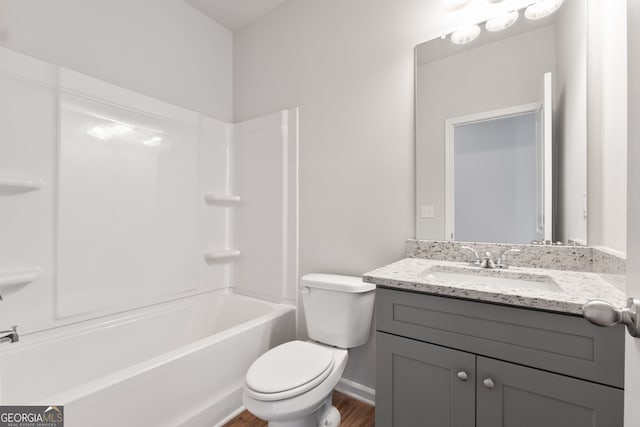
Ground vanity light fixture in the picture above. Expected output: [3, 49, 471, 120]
[524, 0, 564, 20]
[442, 0, 473, 12]
[485, 10, 519, 32]
[451, 24, 481, 44]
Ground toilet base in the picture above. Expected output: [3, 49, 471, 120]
[267, 396, 340, 427]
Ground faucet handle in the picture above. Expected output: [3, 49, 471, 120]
[497, 248, 520, 268]
[460, 246, 480, 265]
[499, 248, 520, 258]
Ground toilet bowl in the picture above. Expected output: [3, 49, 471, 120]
[242, 274, 375, 427]
[243, 341, 348, 427]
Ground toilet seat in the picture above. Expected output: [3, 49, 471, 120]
[245, 341, 335, 401]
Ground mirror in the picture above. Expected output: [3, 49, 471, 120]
[415, 0, 587, 245]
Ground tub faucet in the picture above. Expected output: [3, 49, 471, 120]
[0, 326, 18, 344]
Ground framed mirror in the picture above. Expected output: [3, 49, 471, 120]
[415, 0, 587, 245]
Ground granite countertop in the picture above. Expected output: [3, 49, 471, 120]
[363, 258, 627, 315]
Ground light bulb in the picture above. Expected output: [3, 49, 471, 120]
[525, 0, 564, 20]
[451, 25, 481, 44]
[486, 10, 519, 32]
[442, 0, 473, 11]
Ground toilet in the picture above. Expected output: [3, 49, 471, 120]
[242, 273, 376, 427]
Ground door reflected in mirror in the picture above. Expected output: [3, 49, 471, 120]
[416, 0, 586, 245]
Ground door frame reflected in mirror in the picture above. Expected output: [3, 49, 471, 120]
[444, 101, 551, 243]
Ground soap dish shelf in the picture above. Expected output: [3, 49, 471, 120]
[0, 177, 44, 193]
[203, 194, 241, 205]
[204, 250, 241, 262]
[0, 268, 42, 289]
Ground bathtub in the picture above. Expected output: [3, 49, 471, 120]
[0, 292, 296, 426]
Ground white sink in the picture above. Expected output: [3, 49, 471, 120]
[425, 268, 562, 293]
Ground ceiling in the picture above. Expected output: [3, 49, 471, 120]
[185, 0, 287, 32]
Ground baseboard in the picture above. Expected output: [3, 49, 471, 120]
[214, 405, 245, 427]
[335, 378, 375, 407]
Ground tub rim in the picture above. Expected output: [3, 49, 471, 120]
[1, 289, 290, 356]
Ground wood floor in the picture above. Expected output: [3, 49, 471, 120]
[223, 391, 375, 426]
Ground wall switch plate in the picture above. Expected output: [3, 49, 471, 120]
[421, 205, 435, 219]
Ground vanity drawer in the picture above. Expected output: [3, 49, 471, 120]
[376, 287, 624, 388]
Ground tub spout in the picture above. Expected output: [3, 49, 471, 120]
[0, 325, 18, 343]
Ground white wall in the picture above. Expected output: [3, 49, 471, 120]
[416, 26, 555, 240]
[587, 0, 628, 254]
[0, 0, 233, 121]
[555, 0, 588, 245]
[599, 2, 628, 253]
[234, 0, 452, 391]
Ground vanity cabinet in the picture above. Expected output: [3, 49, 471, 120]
[377, 333, 475, 426]
[475, 356, 622, 427]
[375, 287, 625, 427]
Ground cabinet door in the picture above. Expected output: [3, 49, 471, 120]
[476, 356, 624, 427]
[376, 332, 475, 427]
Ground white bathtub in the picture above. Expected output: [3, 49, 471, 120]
[0, 292, 296, 426]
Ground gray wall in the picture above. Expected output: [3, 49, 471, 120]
[416, 26, 556, 240]
[454, 113, 537, 244]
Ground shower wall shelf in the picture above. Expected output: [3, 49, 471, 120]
[203, 250, 241, 262]
[0, 177, 44, 193]
[0, 268, 42, 289]
[203, 193, 241, 204]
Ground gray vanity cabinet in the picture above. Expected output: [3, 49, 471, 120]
[375, 287, 625, 427]
[476, 356, 623, 427]
[376, 332, 475, 427]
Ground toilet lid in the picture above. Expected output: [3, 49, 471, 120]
[246, 341, 335, 398]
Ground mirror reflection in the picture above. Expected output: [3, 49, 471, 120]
[415, 0, 586, 245]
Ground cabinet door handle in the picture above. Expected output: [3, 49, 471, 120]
[457, 370, 469, 381]
[483, 378, 495, 389]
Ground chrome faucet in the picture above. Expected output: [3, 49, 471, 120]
[460, 247, 520, 269]
[479, 251, 497, 269]
[0, 326, 19, 344]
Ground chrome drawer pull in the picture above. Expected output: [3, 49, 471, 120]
[483, 378, 495, 389]
[457, 371, 469, 381]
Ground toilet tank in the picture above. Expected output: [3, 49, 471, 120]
[300, 273, 375, 349]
